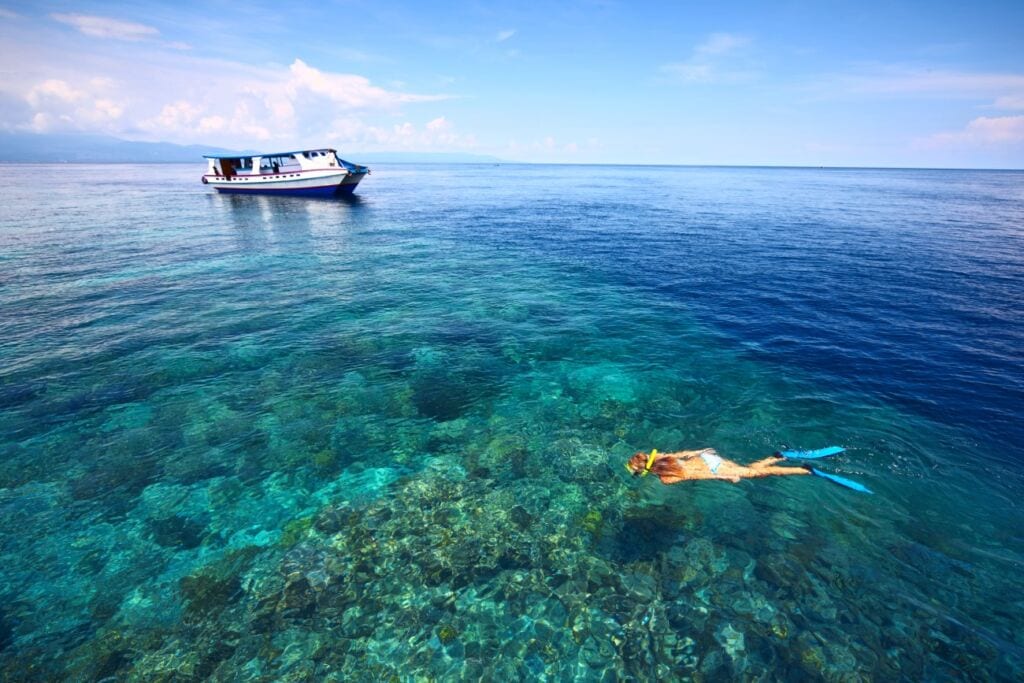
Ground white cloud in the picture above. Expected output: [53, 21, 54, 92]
[496, 29, 516, 42]
[662, 63, 713, 83]
[287, 58, 447, 109]
[24, 78, 125, 132]
[922, 116, 1024, 148]
[334, 47, 377, 62]
[426, 116, 449, 131]
[815, 66, 1024, 121]
[992, 95, 1024, 110]
[27, 79, 86, 106]
[3, 28, 456, 149]
[31, 112, 56, 130]
[694, 32, 749, 57]
[661, 32, 753, 84]
[93, 99, 123, 120]
[140, 95, 275, 141]
[0, 8, 20, 19]
[150, 100, 203, 129]
[198, 115, 227, 133]
[51, 13, 159, 41]
[323, 115, 476, 150]
[839, 68, 1024, 96]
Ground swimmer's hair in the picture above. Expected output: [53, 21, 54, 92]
[626, 450, 685, 480]
[626, 451, 650, 475]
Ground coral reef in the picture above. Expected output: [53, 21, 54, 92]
[1, 181, 1020, 680]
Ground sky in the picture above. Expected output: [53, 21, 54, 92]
[1, 1, 1023, 167]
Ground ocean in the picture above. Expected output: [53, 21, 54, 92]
[0, 163, 1022, 680]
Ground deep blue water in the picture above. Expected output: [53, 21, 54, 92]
[0, 163, 1022, 680]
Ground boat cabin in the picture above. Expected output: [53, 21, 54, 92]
[205, 148, 344, 178]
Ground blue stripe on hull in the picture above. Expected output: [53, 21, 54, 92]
[215, 182, 360, 198]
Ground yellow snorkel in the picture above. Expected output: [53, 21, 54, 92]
[624, 449, 658, 477]
[641, 449, 657, 476]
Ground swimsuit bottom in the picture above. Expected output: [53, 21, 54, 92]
[699, 449, 723, 474]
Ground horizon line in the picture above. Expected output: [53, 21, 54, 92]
[1, 159, 1021, 172]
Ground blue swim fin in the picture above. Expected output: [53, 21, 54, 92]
[809, 468, 873, 494]
[779, 446, 845, 460]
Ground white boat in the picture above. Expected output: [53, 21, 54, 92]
[201, 148, 369, 197]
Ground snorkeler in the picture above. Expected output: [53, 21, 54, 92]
[625, 446, 872, 492]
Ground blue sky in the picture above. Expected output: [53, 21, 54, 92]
[1, 1, 1023, 166]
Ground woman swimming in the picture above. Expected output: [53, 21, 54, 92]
[624, 446, 873, 492]
[625, 448, 807, 484]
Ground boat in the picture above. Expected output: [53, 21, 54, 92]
[201, 148, 369, 197]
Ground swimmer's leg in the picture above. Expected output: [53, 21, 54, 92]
[743, 465, 810, 478]
[749, 455, 785, 469]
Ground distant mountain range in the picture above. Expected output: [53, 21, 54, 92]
[0, 132, 238, 163]
[0, 132, 503, 164]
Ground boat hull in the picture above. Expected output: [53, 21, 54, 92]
[205, 170, 366, 197]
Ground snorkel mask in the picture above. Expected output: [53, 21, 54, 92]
[625, 449, 657, 477]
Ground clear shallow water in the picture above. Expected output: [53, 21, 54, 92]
[0, 163, 1022, 680]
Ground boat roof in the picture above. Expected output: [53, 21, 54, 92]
[203, 148, 337, 159]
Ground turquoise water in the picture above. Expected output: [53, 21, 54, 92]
[1, 163, 1022, 679]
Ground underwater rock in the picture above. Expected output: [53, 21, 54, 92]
[280, 516, 316, 548]
[277, 576, 317, 619]
[58, 625, 148, 681]
[699, 648, 728, 679]
[0, 380, 42, 410]
[136, 480, 201, 520]
[549, 438, 612, 484]
[179, 546, 259, 619]
[428, 417, 470, 446]
[90, 645, 132, 680]
[99, 402, 153, 433]
[0, 609, 14, 652]
[313, 503, 357, 535]
[567, 364, 639, 405]
[68, 438, 160, 503]
[279, 544, 330, 585]
[162, 446, 234, 485]
[510, 505, 534, 530]
[612, 508, 687, 564]
[716, 623, 746, 660]
[310, 448, 340, 474]
[180, 571, 242, 618]
[328, 414, 418, 462]
[148, 514, 206, 549]
[754, 552, 809, 597]
[436, 623, 459, 645]
[312, 465, 404, 510]
[797, 641, 827, 677]
[181, 399, 250, 448]
[478, 433, 529, 477]
[411, 372, 474, 422]
[769, 511, 809, 541]
[622, 572, 658, 603]
[580, 508, 604, 540]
